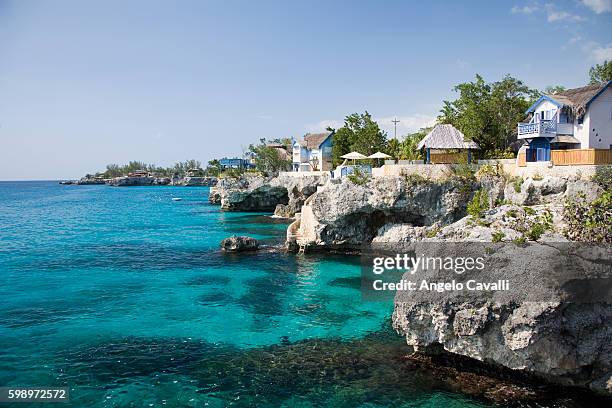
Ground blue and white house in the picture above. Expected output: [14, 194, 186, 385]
[292, 131, 334, 172]
[517, 81, 611, 162]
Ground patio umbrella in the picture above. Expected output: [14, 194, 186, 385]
[340, 151, 367, 164]
[368, 151, 392, 167]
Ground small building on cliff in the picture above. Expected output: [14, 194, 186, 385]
[417, 124, 479, 164]
[517, 81, 612, 163]
[292, 131, 334, 172]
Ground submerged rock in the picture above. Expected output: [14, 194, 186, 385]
[220, 235, 259, 252]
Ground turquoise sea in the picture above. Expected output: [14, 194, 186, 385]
[0, 181, 594, 407]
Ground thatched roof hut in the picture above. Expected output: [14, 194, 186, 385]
[417, 124, 479, 150]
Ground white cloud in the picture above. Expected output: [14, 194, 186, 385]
[580, 41, 612, 62]
[305, 114, 437, 137]
[376, 114, 437, 137]
[304, 119, 344, 133]
[545, 4, 587, 22]
[591, 45, 612, 62]
[581, 0, 612, 14]
[455, 58, 470, 69]
[511, 4, 538, 14]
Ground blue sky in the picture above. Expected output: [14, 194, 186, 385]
[0, 0, 610, 180]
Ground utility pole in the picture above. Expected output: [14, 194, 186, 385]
[392, 117, 400, 139]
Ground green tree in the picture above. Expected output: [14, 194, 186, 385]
[438, 74, 538, 157]
[386, 138, 401, 159]
[206, 159, 222, 176]
[589, 61, 612, 84]
[331, 112, 387, 165]
[398, 129, 428, 160]
[544, 85, 566, 94]
[249, 138, 291, 176]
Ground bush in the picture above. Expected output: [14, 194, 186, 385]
[532, 173, 543, 181]
[347, 167, 369, 186]
[513, 236, 527, 245]
[426, 227, 441, 238]
[591, 166, 612, 190]
[467, 189, 490, 219]
[481, 149, 515, 160]
[523, 206, 535, 216]
[526, 222, 545, 241]
[564, 191, 611, 243]
[512, 177, 523, 193]
[476, 163, 499, 177]
[492, 230, 505, 242]
[451, 162, 476, 182]
[403, 172, 428, 185]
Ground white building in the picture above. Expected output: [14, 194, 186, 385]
[292, 131, 334, 172]
[517, 81, 611, 162]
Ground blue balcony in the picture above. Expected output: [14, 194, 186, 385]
[517, 120, 558, 139]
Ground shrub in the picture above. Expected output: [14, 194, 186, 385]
[591, 166, 612, 190]
[492, 230, 505, 243]
[532, 173, 543, 181]
[564, 191, 611, 243]
[347, 167, 369, 186]
[426, 227, 441, 238]
[481, 149, 515, 160]
[403, 172, 427, 185]
[467, 189, 490, 219]
[526, 222, 545, 241]
[506, 209, 518, 218]
[476, 163, 499, 177]
[451, 162, 476, 182]
[512, 177, 523, 193]
[495, 198, 512, 207]
[513, 236, 527, 245]
[523, 206, 535, 216]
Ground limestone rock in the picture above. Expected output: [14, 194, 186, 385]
[220, 235, 259, 252]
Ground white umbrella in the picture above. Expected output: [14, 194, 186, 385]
[367, 152, 391, 159]
[341, 152, 367, 160]
[368, 151, 392, 167]
[340, 151, 368, 165]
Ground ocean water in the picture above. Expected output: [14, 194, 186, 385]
[0, 181, 581, 407]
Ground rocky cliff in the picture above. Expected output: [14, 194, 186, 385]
[286, 173, 611, 395]
[391, 240, 611, 395]
[209, 173, 328, 216]
[287, 176, 477, 251]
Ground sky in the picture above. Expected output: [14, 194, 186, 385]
[0, 0, 610, 180]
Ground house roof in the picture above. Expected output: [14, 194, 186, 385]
[528, 81, 611, 118]
[417, 124, 480, 150]
[299, 131, 333, 149]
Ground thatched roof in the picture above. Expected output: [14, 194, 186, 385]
[540, 81, 611, 119]
[417, 124, 480, 150]
[299, 131, 333, 149]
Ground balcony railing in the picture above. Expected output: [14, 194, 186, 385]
[517, 118, 558, 138]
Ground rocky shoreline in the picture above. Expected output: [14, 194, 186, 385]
[60, 175, 218, 187]
[210, 169, 612, 397]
